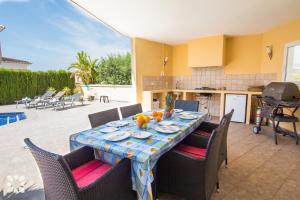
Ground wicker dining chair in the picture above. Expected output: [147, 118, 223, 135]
[193, 109, 234, 168]
[120, 103, 143, 119]
[88, 108, 120, 128]
[24, 138, 135, 200]
[174, 100, 199, 112]
[158, 116, 228, 200]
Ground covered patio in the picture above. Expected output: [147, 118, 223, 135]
[1, 0, 300, 200]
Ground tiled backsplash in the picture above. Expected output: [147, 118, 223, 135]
[142, 76, 173, 90]
[143, 67, 277, 91]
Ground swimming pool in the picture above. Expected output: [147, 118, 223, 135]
[0, 112, 26, 126]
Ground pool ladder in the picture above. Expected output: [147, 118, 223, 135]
[6, 115, 20, 125]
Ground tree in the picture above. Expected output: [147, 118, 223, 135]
[68, 51, 98, 84]
[96, 53, 131, 85]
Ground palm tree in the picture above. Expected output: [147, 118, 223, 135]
[68, 51, 98, 84]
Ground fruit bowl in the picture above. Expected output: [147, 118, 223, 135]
[135, 113, 150, 129]
[151, 111, 163, 123]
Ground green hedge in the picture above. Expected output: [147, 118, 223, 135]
[0, 69, 75, 105]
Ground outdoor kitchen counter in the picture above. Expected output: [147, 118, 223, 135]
[142, 89, 262, 124]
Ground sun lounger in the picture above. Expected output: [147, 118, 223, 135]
[42, 91, 66, 110]
[19, 90, 56, 108]
[51, 93, 83, 110]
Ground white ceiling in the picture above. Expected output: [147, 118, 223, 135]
[71, 0, 300, 44]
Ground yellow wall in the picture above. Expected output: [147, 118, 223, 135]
[134, 17, 300, 102]
[187, 35, 225, 67]
[171, 44, 191, 76]
[171, 35, 264, 75]
[134, 17, 300, 130]
[133, 17, 300, 81]
[132, 38, 172, 102]
[170, 17, 300, 77]
[225, 35, 262, 74]
[260, 17, 300, 80]
[259, 17, 300, 130]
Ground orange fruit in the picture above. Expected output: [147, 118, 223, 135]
[144, 116, 151, 123]
[151, 111, 157, 117]
[157, 112, 163, 117]
[137, 121, 143, 128]
[155, 116, 162, 122]
[136, 116, 144, 129]
[137, 116, 145, 124]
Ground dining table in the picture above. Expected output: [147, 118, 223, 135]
[69, 110, 208, 200]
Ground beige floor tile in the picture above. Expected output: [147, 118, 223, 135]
[273, 165, 300, 200]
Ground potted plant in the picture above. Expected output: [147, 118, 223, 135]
[63, 87, 71, 96]
[88, 96, 94, 101]
[48, 87, 55, 92]
[73, 88, 84, 103]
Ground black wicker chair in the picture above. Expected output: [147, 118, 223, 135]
[157, 115, 228, 200]
[88, 108, 120, 128]
[192, 109, 234, 168]
[24, 138, 135, 200]
[120, 103, 143, 119]
[174, 100, 199, 112]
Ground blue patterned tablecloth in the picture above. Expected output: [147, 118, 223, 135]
[70, 110, 207, 200]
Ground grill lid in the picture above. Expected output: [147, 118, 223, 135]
[262, 82, 300, 101]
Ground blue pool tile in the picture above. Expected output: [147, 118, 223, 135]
[0, 112, 26, 126]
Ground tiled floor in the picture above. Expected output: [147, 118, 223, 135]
[160, 122, 300, 200]
[1, 102, 299, 200]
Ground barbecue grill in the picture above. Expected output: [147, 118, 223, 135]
[253, 82, 300, 145]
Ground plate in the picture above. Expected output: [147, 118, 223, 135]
[158, 121, 175, 126]
[106, 120, 129, 127]
[99, 127, 119, 133]
[154, 125, 180, 134]
[174, 109, 183, 113]
[131, 131, 152, 139]
[180, 111, 193, 115]
[178, 114, 198, 120]
[181, 111, 201, 115]
[103, 131, 131, 141]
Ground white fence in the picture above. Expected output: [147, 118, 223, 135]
[80, 84, 135, 102]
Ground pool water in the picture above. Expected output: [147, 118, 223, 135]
[0, 112, 26, 126]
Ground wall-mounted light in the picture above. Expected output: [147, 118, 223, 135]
[266, 45, 273, 60]
[164, 56, 168, 66]
[0, 25, 5, 32]
[160, 56, 168, 76]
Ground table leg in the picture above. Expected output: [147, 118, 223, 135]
[246, 94, 252, 124]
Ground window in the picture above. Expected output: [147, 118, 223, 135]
[283, 41, 300, 84]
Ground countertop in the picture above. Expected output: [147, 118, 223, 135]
[143, 89, 262, 95]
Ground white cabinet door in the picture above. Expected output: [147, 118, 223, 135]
[225, 94, 247, 123]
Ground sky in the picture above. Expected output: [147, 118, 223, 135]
[0, 0, 131, 71]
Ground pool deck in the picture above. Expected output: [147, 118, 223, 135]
[0, 101, 130, 199]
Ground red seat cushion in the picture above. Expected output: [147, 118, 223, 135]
[194, 129, 211, 138]
[175, 144, 206, 159]
[72, 160, 112, 188]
